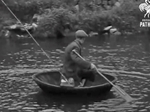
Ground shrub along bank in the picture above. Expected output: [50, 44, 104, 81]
[0, 0, 148, 38]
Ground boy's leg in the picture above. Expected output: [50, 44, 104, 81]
[78, 69, 96, 82]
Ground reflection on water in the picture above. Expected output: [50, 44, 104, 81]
[0, 34, 150, 112]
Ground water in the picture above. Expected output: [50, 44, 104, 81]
[0, 34, 150, 112]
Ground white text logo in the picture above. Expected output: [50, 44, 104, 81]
[139, 0, 150, 27]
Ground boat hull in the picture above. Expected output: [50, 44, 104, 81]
[33, 71, 117, 95]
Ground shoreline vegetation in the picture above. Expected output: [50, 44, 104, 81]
[0, 0, 149, 39]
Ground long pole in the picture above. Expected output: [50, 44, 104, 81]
[72, 49, 134, 102]
[1, 0, 68, 81]
[1, 0, 51, 59]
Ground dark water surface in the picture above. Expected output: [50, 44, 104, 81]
[0, 34, 150, 112]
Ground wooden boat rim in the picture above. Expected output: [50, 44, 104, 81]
[33, 70, 118, 89]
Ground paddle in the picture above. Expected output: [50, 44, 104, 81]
[72, 49, 133, 102]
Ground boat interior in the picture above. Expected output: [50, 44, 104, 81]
[35, 71, 116, 87]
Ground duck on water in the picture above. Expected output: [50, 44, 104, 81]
[100, 22, 121, 35]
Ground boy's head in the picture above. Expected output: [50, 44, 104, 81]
[75, 30, 88, 44]
[75, 30, 88, 39]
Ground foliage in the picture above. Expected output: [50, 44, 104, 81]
[0, 0, 147, 38]
[35, 7, 77, 38]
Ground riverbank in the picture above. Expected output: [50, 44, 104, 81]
[0, 0, 148, 39]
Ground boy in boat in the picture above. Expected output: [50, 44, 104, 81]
[61, 30, 97, 86]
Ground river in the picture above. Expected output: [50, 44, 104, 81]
[0, 34, 150, 112]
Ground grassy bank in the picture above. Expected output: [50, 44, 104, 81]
[0, 0, 147, 38]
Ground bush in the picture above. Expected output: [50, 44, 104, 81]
[0, 0, 147, 38]
[35, 7, 76, 38]
[75, 0, 144, 34]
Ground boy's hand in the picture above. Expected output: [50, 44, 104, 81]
[90, 63, 96, 70]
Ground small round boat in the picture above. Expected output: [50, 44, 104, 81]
[33, 71, 117, 95]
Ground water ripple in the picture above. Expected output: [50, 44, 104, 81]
[0, 35, 150, 112]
